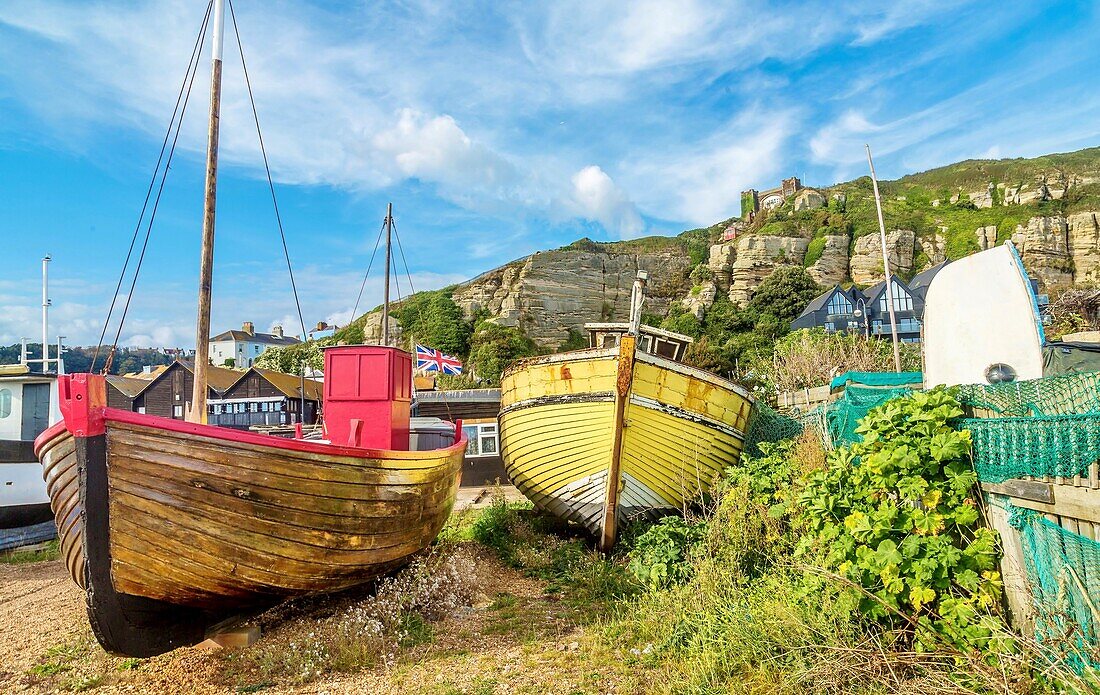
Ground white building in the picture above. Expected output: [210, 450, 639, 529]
[208, 321, 300, 368]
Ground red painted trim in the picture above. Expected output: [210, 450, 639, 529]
[33, 421, 69, 457]
[97, 407, 467, 459]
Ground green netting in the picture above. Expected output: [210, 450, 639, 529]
[827, 385, 913, 445]
[1009, 505, 1100, 673]
[744, 402, 804, 457]
[964, 413, 1100, 483]
[955, 370, 1100, 417]
[829, 370, 923, 391]
[956, 371, 1100, 483]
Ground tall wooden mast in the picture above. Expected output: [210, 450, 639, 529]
[865, 145, 902, 373]
[381, 203, 393, 347]
[188, 0, 226, 424]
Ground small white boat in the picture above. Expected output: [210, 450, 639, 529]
[0, 365, 60, 529]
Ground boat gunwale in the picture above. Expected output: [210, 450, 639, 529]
[501, 347, 755, 403]
[35, 406, 467, 461]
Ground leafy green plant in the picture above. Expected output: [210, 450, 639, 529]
[794, 389, 1007, 653]
[627, 516, 708, 589]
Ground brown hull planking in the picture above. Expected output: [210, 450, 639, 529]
[37, 420, 463, 657]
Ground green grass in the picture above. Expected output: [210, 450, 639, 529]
[468, 498, 639, 616]
[1, 539, 60, 564]
[29, 641, 86, 678]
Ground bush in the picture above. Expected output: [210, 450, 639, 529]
[794, 390, 1008, 653]
[627, 517, 707, 589]
[466, 322, 541, 384]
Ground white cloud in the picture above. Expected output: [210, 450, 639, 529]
[624, 108, 797, 225]
[568, 166, 644, 239]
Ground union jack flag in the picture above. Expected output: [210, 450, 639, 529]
[415, 344, 463, 375]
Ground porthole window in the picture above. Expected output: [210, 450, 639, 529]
[0, 389, 10, 418]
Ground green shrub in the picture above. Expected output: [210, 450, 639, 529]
[795, 389, 1008, 653]
[627, 517, 707, 589]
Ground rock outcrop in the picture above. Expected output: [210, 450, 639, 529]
[1013, 216, 1073, 292]
[917, 231, 947, 268]
[728, 235, 809, 305]
[451, 246, 692, 348]
[793, 189, 826, 211]
[805, 234, 849, 286]
[1069, 212, 1100, 284]
[976, 226, 998, 251]
[849, 230, 915, 285]
[681, 281, 718, 319]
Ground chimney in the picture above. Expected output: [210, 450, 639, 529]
[242, 321, 255, 335]
[272, 325, 283, 338]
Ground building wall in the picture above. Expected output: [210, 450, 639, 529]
[209, 339, 277, 368]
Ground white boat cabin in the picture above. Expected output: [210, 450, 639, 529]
[583, 322, 693, 362]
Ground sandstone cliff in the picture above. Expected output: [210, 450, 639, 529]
[451, 241, 692, 348]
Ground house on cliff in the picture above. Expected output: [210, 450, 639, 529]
[791, 262, 950, 343]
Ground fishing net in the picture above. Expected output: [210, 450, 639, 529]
[829, 370, 923, 391]
[955, 370, 1100, 417]
[827, 385, 914, 445]
[1009, 505, 1100, 673]
[744, 402, 804, 457]
[956, 371, 1100, 483]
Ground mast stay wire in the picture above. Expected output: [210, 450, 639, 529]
[349, 219, 388, 325]
[92, 0, 213, 373]
[390, 217, 416, 297]
[227, 0, 308, 346]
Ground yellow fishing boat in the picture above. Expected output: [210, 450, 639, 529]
[499, 272, 755, 549]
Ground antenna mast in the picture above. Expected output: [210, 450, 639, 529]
[42, 254, 51, 371]
[189, 0, 226, 424]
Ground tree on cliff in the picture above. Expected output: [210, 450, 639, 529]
[466, 322, 540, 384]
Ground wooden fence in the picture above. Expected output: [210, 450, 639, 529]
[983, 464, 1100, 632]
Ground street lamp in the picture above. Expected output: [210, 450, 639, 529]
[852, 297, 870, 337]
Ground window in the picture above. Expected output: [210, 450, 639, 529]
[826, 291, 853, 316]
[637, 335, 652, 353]
[601, 334, 618, 348]
[0, 389, 10, 419]
[879, 280, 913, 312]
[463, 425, 480, 456]
[655, 339, 678, 359]
[136, 406, 146, 414]
[173, 405, 183, 418]
[464, 423, 499, 458]
[249, 402, 259, 413]
[254, 345, 260, 353]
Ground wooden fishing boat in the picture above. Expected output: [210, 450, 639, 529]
[36, 348, 465, 656]
[499, 272, 755, 549]
[34, 1, 464, 657]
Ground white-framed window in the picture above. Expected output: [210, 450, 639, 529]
[0, 388, 10, 419]
[463, 423, 499, 458]
[879, 280, 913, 312]
[136, 406, 146, 414]
[249, 402, 259, 413]
[826, 291, 853, 316]
[173, 405, 183, 418]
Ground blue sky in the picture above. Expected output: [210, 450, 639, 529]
[2, 0, 1099, 349]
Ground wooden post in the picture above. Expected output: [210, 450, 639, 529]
[866, 145, 902, 373]
[189, 0, 226, 424]
[600, 334, 636, 552]
[381, 203, 392, 347]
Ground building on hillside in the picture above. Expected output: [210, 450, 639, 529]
[791, 262, 950, 343]
[208, 322, 300, 368]
[104, 360, 242, 419]
[207, 367, 322, 429]
[741, 176, 802, 217]
[414, 388, 504, 486]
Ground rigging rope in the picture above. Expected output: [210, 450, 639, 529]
[349, 219, 388, 324]
[228, 0, 308, 345]
[391, 217, 416, 297]
[101, 1, 213, 374]
[92, 0, 213, 373]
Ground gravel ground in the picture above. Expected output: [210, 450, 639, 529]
[0, 544, 637, 695]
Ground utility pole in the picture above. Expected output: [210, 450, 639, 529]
[42, 255, 51, 371]
[866, 145, 902, 372]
